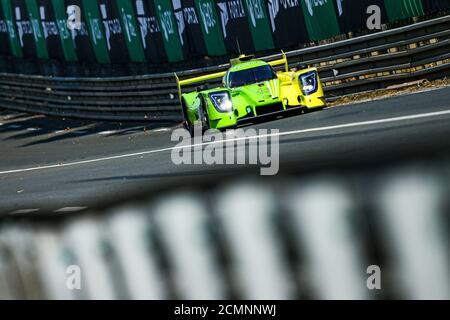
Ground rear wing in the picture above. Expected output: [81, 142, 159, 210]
[269, 51, 289, 73]
[175, 51, 289, 101]
[175, 70, 227, 102]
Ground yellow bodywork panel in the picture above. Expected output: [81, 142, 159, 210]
[278, 67, 326, 109]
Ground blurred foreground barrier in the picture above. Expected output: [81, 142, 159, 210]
[0, 15, 449, 122]
[0, 161, 449, 300]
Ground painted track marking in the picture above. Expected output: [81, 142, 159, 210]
[53, 207, 87, 213]
[1, 108, 450, 176]
[9, 209, 39, 214]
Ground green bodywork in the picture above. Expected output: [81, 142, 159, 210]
[178, 56, 326, 131]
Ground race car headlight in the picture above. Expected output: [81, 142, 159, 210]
[209, 92, 233, 113]
[300, 72, 318, 96]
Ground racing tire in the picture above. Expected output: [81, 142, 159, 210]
[199, 96, 210, 134]
[181, 99, 194, 137]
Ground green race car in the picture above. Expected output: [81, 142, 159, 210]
[175, 53, 326, 136]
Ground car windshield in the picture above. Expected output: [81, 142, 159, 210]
[228, 65, 277, 88]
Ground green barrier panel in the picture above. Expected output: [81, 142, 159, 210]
[82, 0, 110, 64]
[1, 0, 22, 57]
[25, 0, 48, 59]
[265, 0, 309, 48]
[153, 0, 184, 62]
[63, 0, 98, 64]
[243, 0, 274, 51]
[175, 0, 206, 58]
[98, 0, 130, 64]
[51, 0, 77, 62]
[216, 0, 255, 54]
[384, 0, 425, 21]
[0, 0, 11, 55]
[300, 0, 341, 41]
[116, 0, 145, 62]
[11, 0, 37, 58]
[132, 0, 168, 63]
[194, 0, 226, 56]
[37, 0, 65, 61]
[172, 0, 190, 58]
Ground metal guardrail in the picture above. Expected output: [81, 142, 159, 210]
[0, 15, 449, 122]
[0, 159, 449, 300]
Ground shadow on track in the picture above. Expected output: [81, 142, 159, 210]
[0, 109, 175, 147]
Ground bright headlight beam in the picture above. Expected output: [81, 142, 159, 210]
[300, 72, 318, 96]
[209, 92, 233, 113]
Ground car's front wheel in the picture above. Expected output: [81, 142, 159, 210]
[199, 96, 210, 134]
[181, 99, 194, 137]
[184, 118, 194, 137]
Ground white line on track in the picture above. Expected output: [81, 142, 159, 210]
[53, 207, 87, 213]
[153, 128, 171, 132]
[0, 108, 449, 176]
[54, 129, 89, 134]
[9, 208, 40, 214]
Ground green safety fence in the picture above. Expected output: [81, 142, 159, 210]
[25, 0, 48, 59]
[116, 0, 145, 62]
[384, 0, 425, 21]
[132, 0, 167, 63]
[300, 0, 341, 41]
[0, 0, 449, 66]
[0, 0, 12, 56]
[51, 0, 77, 62]
[194, 0, 226, 56]
[83, 0, 110, 63]
[1, 0, 23, 57]
[243, 0, 274, 51]
[154, 0, 183, 62]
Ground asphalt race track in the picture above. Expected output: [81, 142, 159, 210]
[1, 87, 450, 214]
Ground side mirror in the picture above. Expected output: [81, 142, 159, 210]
[196, 84, 209, 92]
[291, 62, 308, 71]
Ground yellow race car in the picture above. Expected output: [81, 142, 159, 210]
[176, 52, 326, 135]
